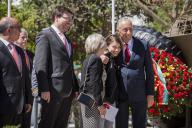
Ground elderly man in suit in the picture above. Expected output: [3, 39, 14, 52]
[34, 6, 79, 128]
[15, 28, 34, 128]
[0, 17, 32, 127]
[115, 17, 154, 128]
[16, 28, 34, 72]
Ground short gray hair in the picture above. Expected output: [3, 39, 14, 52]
[116, 17, 133, 29]
[85, 33, 106, 54]
[20, 28, 28, 38]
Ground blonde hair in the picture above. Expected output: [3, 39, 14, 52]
[85, 33, 106, 54]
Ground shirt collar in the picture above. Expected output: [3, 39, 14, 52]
[125, 38, 133, 50]
[51, 24, 63, 35]
[0, 37, 10, 47]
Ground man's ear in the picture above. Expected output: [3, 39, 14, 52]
[8, 28, 11, 33]
[4, 28, 11, 35]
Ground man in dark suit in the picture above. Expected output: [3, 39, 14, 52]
[115, 17, 154, 128]
[34, 6, 79, 128]
[15, 28, 34, 128]
[0, 17, 32, 127]
[16, 28, 34, 72]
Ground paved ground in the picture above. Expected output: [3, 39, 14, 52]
[67, 117, 166, 128]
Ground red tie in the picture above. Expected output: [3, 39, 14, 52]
[8, 43, 21, 71]
[124, 43, 131, 63]
[24, 50, 30, 70]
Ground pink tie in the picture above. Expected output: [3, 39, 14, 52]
[59, 33, 69, 55]
[124, 43, 131, 63]
[8, 44, 21, 71]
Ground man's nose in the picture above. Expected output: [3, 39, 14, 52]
[126, 30, 131, 34]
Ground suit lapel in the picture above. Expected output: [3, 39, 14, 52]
[15, 46, 23, 73]
[49, 27, 70, 58]
[64, 35, 72, 57]
[129, 38, 137, 64]
[0, 41, 20, 73]
[130, 51, 136, 63]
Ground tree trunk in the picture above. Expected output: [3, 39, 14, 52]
[181, 0, 192, 16]
[135, 0, 169, 27]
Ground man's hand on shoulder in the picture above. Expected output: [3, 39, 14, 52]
[100, 54, 109, 64]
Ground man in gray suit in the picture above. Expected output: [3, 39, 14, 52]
[115, 17, 154, 128]
[0, 17, 32, 127]
[34, 6, 79, 128]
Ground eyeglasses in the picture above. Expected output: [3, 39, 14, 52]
[61, 16, 74, 22]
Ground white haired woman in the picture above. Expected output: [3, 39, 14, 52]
[79, 33, 107, 128]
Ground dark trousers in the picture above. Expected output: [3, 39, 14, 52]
[39, 92, 74, 128]
[0, 113, 22, 128]
[2, 112, 32, 128]
[21, 112, 31, 128]
[116, 100, 147, 128]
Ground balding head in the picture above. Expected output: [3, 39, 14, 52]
[0, 17, 21, 42]
[0, 17, 20, 33]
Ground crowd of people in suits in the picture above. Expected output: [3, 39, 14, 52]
[0, 5, 154, 128]
[0, 17, 33, 127]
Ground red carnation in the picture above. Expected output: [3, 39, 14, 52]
[167, 85, 171, 90]
[163, 107, 169, 113]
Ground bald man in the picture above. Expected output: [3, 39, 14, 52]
[115, 17, 154, 128]
[0, 17, 32, 127]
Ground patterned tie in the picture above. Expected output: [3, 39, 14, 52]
[124, 43, 131, 64]
[8, 43, 21, 72]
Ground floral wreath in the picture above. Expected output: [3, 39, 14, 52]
[148, 47, 192, 118]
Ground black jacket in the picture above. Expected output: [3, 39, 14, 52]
[0, 42, 32, 115]
[104, 52, 119, 104]
[80, 54, 103, 106]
